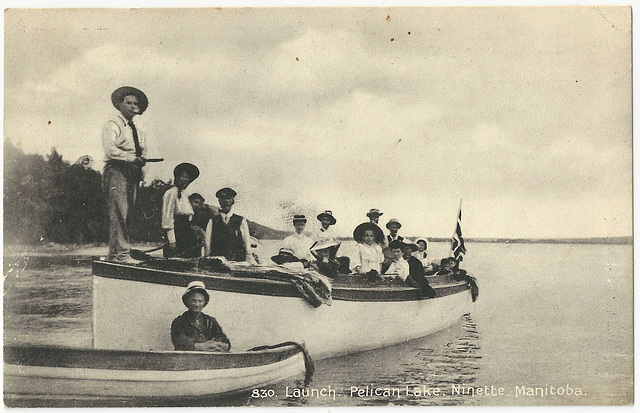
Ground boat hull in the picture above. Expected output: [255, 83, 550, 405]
[92, 261, 474, 360]
[4, 344, 306, 403]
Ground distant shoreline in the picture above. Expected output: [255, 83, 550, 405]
[337, 236, 633, 245]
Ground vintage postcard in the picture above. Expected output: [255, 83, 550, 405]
[3, 5, 632, 407]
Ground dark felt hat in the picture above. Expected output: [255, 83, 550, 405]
[173, 163, 200, 181]
[401, 241, 419, 252]
[181, 281, 210, 307]
[366, 208, 384, 218]
[111, 86, 149, 115]
[317, 210, 337, 225]
[271, 248, 300, 265]
[293, 214, 307, 224]
[388, 239, 405, 251]
[216, 187, 237, 199]
[353, 222, 385, 244]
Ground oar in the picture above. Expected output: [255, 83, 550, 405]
[130, 245, 165, 261]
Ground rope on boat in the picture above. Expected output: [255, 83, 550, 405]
[248, 341, 315, 386]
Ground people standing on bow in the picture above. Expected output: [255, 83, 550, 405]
[312, 210, 338, 243]
[161, 163, 201, 258]
[351, 222, 385, 276]
[102, 86, 150, 262]
[282, 214, 315, 265]
[171, 281, 231, 352]
[207, 187, 256, 263]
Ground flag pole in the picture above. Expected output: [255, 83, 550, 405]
[450, 199, 462, 257]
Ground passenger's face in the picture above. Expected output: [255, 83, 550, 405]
[321, 217, 332, 229]
[369, 216, 379, 224]
[119, 94, 140, 120]
[218, 197, 235, 213]
[402, 247, 413, 259]
[294, 221, 306, 233]
[443, 260, 456, 271]
[175, 171, 191, 190]
[363, 230, 375, 245]
[389, 225, 400, 235]
[190, 198, 204, 211]
[417, 241, 427, 252]
[186, 292, 207, 313]
[391, 248, 403, 262]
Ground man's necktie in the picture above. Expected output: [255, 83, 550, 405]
[129, 121, 142, 157]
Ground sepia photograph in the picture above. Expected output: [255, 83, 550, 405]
[2, 4, 633, 407]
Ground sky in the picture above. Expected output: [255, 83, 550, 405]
[3, 5, 632, 239]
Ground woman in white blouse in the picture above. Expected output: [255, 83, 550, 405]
[351, 222, 385, 275]
[162, 163, 200, 258]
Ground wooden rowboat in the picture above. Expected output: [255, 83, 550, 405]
[3, 342, 311, 406]
[92, 259, 476, 360]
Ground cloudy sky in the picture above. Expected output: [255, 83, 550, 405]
[4, 6, 631, 239]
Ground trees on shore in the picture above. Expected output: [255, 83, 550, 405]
[3, 141, 169, 245]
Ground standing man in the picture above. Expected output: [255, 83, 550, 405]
[207, 187, 256, 263]
[102, 86, 149, 261]
[282, 214, 315, 265]
[366, 208, 383, 225]
[385, 218, 404, 244]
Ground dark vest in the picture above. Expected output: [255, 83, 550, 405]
[209, 214, 246, 261]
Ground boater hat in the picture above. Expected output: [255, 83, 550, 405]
[386, 218, 402, 230]
[353, 222, 385, 244]
[182, 281, 210, 306]
[293, 214, 307, 224]
[111, 86, 149, 115]
[173, 163, 200, 181]
[317, 210, 337, 225]
[216, 187, 237, 199]
[366, 208, 383, 218]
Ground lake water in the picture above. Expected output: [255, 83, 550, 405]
[3, 241, 633, 406]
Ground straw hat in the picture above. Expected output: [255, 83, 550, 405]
[215, 187, 237, 199]
[271, 248, 300, 265]
[316, 210, 336, 225]
[292, 214, 307, 224]
[181, 281, 209, 306]
[353, 222, 384, 244]
[366, 208, 383, 218]
[386, 218, 402, 230]
[173, 163, 200, 181]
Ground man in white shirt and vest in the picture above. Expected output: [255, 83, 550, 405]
[207, 187, 256, 263]
[102, 86, 149, 261]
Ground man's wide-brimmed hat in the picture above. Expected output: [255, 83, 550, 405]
[293, 214, 307, 224]
[216, 187, 237, 199]
[386, 218, 402, 230]
[271, 248, 300, 265]
[317, 210, 336, 225]
[173, 163, 200, 181]
[366, 208, 383, 218]
[353, 222, 385, 244]
[182, 280, 210, 306]
[111, 86, 149, 115]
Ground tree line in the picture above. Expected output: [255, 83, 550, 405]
[3, 140, 171, 245]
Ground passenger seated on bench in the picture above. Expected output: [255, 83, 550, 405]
[436, 257, 458, 276]
[402, 242, 436, 298]
[309, 240, 350, 279]
[383, 240, 410, 282]
[171, 281, 230, 352]
[351, 222, 385, 277]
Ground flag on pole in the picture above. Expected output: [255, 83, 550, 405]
[451, 204, 466, 261]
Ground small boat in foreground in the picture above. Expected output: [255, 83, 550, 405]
[4, 342, 310, 406]
[92, 259, 476, 360]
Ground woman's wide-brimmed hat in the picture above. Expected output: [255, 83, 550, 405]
[309, 240, 341, 259]
[271, 248, 300, 265]
[292, 214, 307, 224]
[366, 208, 383, 218]
[386, 218, 402, 230]
[182, 280, 210, 306]
[353, 222, 385, 244]
[173, 162, 200, 181]
[111, 86, 149, 115]
[317, 210, 337, 225]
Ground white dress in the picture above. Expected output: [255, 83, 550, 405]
[351, 243, 384, 274]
